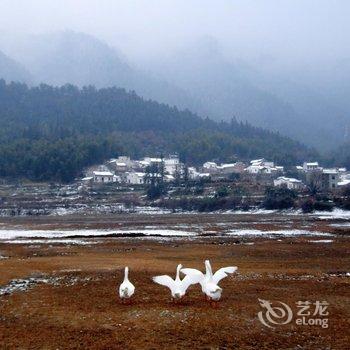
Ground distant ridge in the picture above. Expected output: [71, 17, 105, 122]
[0, 80, 318, 182]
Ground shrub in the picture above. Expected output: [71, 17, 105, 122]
[263, 187, 297, 210]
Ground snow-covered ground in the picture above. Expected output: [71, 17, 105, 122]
[0, 229, 196, 241]
[309, 239, 333, 243]
[226, 229, 332, 237]
[0, 226, 334, 244]
[330, 222, 350, 227]
[311, 209, 350, 220]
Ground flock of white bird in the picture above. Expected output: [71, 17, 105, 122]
[118, 260, 238, 302]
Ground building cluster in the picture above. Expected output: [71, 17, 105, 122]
[81, 156, 349, 192]
[299, 162, 349, 191]
[83, 155, 182, 185]
[273, 162, 349, 191]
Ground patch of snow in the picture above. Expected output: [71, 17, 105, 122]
[0, 276, 61, 296]
[0, 229, 196, 242]
[0, 274, 98, 296]
[309, 240, 334, 243]
[3, 239, 96, 245]
[226, 229, 332, 237]
[330, 223, 350, 227]
[312, 209, 350, 220]
[225, 209, 277, 215]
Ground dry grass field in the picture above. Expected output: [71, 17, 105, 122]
[0, 213, 349, 349]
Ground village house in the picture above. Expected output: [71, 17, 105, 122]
[245, 165, 274, 175]
[245, 159, 282, 176]
[188, 167, 200, 180]
[107, 156, 141, 174]
[338, 173, 350, 188]
[303, 162, 321, 172]
[93, 171, 114, 183]
[81, 176, 93, 185]
[274, 176, 304, 190]
[108, 160, 127, 173]
[143, 157, 162, 166]
[164, 155, 181, 175]
[250, 159, 275, 168]
[321, 169, 340, 190]
[124, 172, 146, 185]
[116, 156, 134, 168]
[202, 162, 218, 173]
[218, 162, 246, 175]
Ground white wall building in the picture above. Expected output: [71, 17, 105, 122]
[188, 167, 200, 180]
[143, 157, 162, 165]
[274, 176, 303, 190]
[203, 161, 217, 170]
[217, 163, 237, 174]
[251, 159, 275, 168]
[164, 155, 181, 175]
[93, 171, 114, 183]
[125, 172, 146, 185]
[322, 169, 340, 190]
[246, 165, 274, 174]
[303, 162, 320, 172]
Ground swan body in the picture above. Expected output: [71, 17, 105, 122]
[152, 264, 201, 299]
[119, 267, 135, 299]
[181, 260, 237, 300]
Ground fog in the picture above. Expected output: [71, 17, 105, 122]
[1, 0, 349, 67]
[0, 1, 349, 150]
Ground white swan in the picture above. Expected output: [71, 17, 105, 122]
[119, 267, 135, 300]
[181, 260, 237, 301]
[152, 264, 201, 300]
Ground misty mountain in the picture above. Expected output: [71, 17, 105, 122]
[2, 31, 348, 151]
[248, 67, 350, 150]
[11, 31, 200, 113]
[0, 50, 32, 84]
[0, 80, 317, 182]
[144, 38, 349, 151]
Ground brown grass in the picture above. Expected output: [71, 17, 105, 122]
[1, 234, 349, 349]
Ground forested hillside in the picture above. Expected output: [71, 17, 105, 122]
[330, 142, 350, 169]
[2, 32, 349, 151]
[0, 80, 318, 182]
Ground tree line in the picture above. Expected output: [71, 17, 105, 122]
[0, 80, 318, 182]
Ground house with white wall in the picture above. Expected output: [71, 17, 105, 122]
[125, 172, 146, 185]
[322, 169, 340, 190]
[274, 176, 304, 190]
[93, 171, 114, 183]
[164, 155, 181, 175]
[303, 162, 321, 172]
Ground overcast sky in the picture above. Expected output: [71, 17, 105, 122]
[0, 0, 349, 67]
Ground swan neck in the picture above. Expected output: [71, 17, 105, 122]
[176, 264, 181, 280]
[124, 267, 129, 281]
[205, 260, 213, 278]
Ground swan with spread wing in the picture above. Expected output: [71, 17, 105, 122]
[152, 264, 202, 300]
[181, 260, 237, 301]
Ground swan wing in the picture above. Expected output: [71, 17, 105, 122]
[213, 266, 238, 284]
[152, 275, 176, 291]
[180, 268, 204, 277]
[180, 274, 203, 293]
